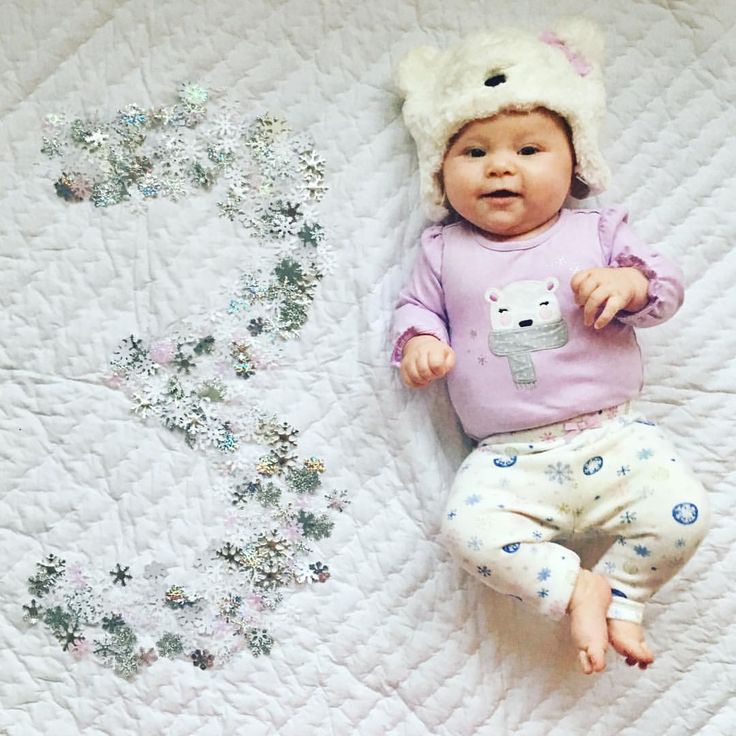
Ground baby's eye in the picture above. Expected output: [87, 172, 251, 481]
[498, 308, 509, 313]
[467, 147, 486, 158]
[519, 146, 539, 156]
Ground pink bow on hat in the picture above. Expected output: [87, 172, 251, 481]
[539, 31, 591, 77]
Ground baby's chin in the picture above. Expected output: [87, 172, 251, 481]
[470, 212, 562, 242]
[471, 221, 540, 242]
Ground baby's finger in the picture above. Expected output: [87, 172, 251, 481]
[415, 351, 436, 381]
[444, 348, 456, 372]
[405, 366, 429, 388]
[582, 287, 608, 327]
[400, 358, 425, 388]
[571, 270, 596, 302]
[570, 269, 590, 293]
[593, 294, 625, 330]
[429, 346, 456, 377]
[576, 277, 602, 307]
[427, 350, 449, 376]
[399, 362, 414, 387]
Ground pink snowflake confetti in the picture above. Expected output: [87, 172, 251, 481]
[69, 639, 91, 660]
[150, 340, 176, 364]
[67, 564, 88, 588]
[104, 373, 124, 389]
[247, 594, 265, 612]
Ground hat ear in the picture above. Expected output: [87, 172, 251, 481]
[551, 17, 605, 69]
[396, 46, 441, 97]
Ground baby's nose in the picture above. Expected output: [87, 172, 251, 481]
[485, 153, 516, 176]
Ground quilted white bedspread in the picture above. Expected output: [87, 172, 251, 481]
[2, 1, 735, 734]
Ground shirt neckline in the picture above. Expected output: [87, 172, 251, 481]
[468, 208, 571, 252]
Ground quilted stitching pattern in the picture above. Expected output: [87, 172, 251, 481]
[2, 1, 734, 734]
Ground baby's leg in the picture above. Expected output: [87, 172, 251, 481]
[567, 568, 612, 674]
[589, 422, 710, 668]
[443, 489, 613, 673]
[442, 445, 610, 673]
[442, 500, 580, 619]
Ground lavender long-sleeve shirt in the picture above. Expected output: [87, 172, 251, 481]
[391, 207, 684, 440]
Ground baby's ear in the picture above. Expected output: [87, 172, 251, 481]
[551, 16, 605, 69]
[396, 46, 440, 97]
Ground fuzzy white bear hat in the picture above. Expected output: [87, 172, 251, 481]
[397, 18, 610, 221]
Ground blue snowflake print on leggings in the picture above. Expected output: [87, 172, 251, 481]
[582, 456, 603, 476]
[672, 502, 699, 525]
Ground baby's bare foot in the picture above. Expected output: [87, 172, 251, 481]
[567, 569, 612, 674]
[607, 619, 654, 670]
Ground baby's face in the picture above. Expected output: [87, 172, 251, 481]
[441, 109, 574, 240]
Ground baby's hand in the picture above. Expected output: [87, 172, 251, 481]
[570, 267, 650, 330]
[400, 335, 456, 388]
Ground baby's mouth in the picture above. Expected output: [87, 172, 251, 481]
[484, 189, 520, 198]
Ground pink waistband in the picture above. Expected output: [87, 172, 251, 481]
[479, 403, 631, 447]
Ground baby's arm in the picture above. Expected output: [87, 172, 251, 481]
[400, 335, 456, 388]
[570, 267, 649, 330]
[392, 226, 452, 376]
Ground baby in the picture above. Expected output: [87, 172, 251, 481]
[391, 19, 709, 674]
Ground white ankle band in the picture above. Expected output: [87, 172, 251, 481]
[607, 596, 644, 624]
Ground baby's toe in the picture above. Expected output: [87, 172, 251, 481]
[578, 650, 593, 675]
[590, 647, 607, 672]
[579, 647, 606, 674]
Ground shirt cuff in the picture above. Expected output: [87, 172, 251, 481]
[391, 328, 446, 366]
[613, 255, 661, 327]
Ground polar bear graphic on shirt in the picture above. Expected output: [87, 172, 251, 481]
[484, 278, 568, 388]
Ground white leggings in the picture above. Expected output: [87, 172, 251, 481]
[441, 406, 710, 624]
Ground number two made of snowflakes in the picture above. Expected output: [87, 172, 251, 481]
[25, 87, 348, 678]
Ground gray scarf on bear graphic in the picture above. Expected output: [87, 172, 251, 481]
[488, 320, 568, 388]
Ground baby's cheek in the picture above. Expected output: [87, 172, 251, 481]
[499, 313, 512, 328]
[539, 305, 554, 321]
